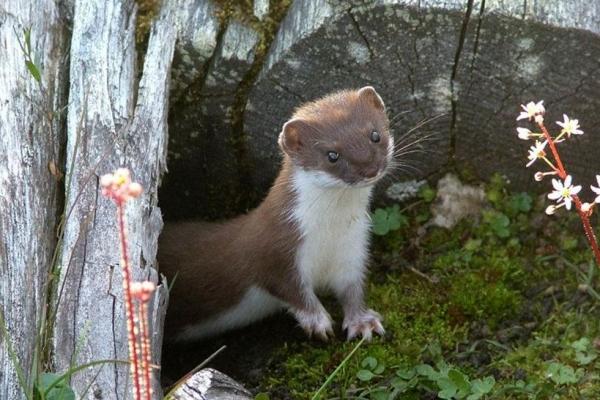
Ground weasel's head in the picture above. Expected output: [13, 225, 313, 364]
[278, 86, 392, 188]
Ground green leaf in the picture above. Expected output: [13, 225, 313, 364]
[464, 239, 482, 252]
[415, 364, 438, 380]
[419, 185, 436, 202]
[373, 363, 385, 374]
[448, 369, 470, 395]
[372, 209, 391, 236]
[396, 368, 416, 380]
[483, 211, 510, 238]
[357, 369, 376, 381]
[546, 362, 579, 385]
[571, 337, 590, 352]
[361, 356, 378, 370]
[468, 376, 495, 399]
[23, 27, 32, 53]
[369, 389, 390, 400]
[38, 373, 75, 400]
[371, 206, 407, 236]
[25, 60, 41, 83]
[575, 352, 596, 366]
[471, 376, 495, 393]
[508, 193, 532, 214]
[437, 377, 458, 400]
[255, 393, 270, 400]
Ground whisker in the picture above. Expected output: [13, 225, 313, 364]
[388, 108, 415, 124]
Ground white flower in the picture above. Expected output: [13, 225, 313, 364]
[556, 114, 583, 137]
[590, 175, 600, 204]
[548, 175, 581, 210]
[526, 140, 547, 167]
[517, 127, 532, 140]
[517, 100, 545, 121]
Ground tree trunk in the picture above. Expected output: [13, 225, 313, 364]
[51, 0, 176, 398]
[0, 1, 69, 399]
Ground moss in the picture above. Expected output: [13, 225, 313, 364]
[449, 272, 522, 327]
[258, 274, 467, 397]
[135, 0, 160, 45]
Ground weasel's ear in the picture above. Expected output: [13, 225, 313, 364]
[279, 118, 309, 155]
[358, 86, 385, 111]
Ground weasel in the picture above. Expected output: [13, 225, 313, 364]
[159, 86, 392, 342]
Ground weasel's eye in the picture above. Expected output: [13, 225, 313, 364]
[327, 151, 339, 163]
[370, 131, 381, 143]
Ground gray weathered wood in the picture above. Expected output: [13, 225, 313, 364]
[245, 0, 600, 194]
[162, 10, 262, 220]
[51, 0, 176, 398]
[0, 1, 69, 399]
[170, 369, 252, 400]
[170, 0, 221, 105]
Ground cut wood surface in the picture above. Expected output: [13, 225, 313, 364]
[169, 368, 252, 400]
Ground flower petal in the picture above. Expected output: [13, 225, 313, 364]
[551, 179, 563, 191]
[548, 191, 562, 200]
[564, 198, 572, 210]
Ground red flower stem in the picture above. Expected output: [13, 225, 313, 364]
[117, 202, 142, 400]
[139, 300, 152, 400]
[538, 121, 600, 266]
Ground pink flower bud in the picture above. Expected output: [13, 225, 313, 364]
[545, 205, 557, 215]
[128, 182, 143, 198]
[100, 174, 114, 188]
[534, 172, 544, 182]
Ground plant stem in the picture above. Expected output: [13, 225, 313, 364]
[139, 301, 152, 400]
[538, 121, 600, 266]
[311, 338, 365, 400]
[117, 202, 142, 400]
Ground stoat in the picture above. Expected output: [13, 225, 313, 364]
[159, 86, 392, 342]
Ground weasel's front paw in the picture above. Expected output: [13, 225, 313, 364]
[343, 309, 384, 341]
[293, 308, 334, 341]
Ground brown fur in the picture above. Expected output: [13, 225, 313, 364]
[159, 160, 304, 335]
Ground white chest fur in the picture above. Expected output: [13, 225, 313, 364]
[290, 169, 373, 294]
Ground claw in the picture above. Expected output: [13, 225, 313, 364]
[344, 309, 384, 341]
[293, 307, 334, 341]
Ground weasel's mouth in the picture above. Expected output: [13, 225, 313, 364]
[354, 167, 388, 187]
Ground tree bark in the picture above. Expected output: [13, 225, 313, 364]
[0, 1, 69, 399]
[51, 0, 176, 398]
